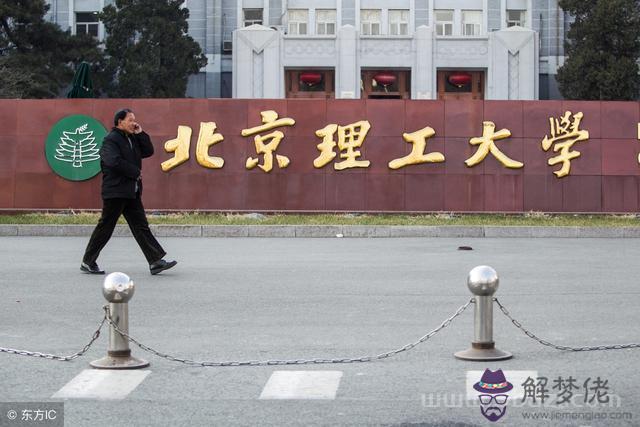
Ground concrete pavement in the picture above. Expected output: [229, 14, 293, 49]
[0, 236, 639, 426]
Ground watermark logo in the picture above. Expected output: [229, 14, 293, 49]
[473, 368, 513, 422]
[420, 370, 633, 423]
[45, 114, 106, 181]
[0, 402, 63, 426]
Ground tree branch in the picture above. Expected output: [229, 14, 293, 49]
[0, 16, 26, 52]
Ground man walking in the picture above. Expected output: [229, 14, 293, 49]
[81, 108, 177, 275]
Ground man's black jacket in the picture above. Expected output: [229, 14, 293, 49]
[99, 128, 154, 199]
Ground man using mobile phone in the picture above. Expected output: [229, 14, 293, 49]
[81, 108, 177, 275]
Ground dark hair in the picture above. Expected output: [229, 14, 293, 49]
[114, 108, 133, 126]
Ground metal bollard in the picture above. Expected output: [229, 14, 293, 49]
[90, 272, 149, 369]
[454, 266, 513, 361]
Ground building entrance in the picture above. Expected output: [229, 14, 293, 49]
[437, 70, 484, 100]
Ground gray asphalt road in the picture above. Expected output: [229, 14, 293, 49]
[0, 236, 639, 426]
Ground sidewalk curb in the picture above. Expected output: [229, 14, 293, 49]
[1, 224, 638, 238]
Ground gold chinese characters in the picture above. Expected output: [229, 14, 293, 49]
[161, 109, 598, 178]
[542, 111, 589, 178]
[314, 121, 371, 170]
[161, 122, 224, 172]
[388, 126, 445, 169]
[242, 110, 295, 172]
[465, 121, 523, 169]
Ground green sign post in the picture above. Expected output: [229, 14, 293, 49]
[45, 114, 107, 181]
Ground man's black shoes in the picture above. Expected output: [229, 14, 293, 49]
[80, 262, 105, 274]
[150, 259, 177, 275]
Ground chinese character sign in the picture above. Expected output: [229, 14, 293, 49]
[161, 122, 224, 172]
[159, 113, 598, 175]
[314, 121, 371, 170]
[388, 126, 445, 169]
[24, 100, 640, 213]
[541, 111, 589, 178]
[242, 110, 295, 172]
[465, 121, 523, 169]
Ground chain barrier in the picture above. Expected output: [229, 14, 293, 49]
[103, 299, 474, 367]
[3, 296, 638, 364]
[0, 310, 107, 361]
[494, 298, 640, 351]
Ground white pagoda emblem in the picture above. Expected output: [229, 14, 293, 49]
[54, 123, 101, 168]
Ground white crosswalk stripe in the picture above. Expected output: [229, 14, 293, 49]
[259, 370, 343, 400]
[52, 369, 151, 400]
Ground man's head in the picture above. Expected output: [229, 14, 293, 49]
[114, 108, 138, 134]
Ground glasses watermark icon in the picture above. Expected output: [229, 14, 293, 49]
[473, 369, 513, 421]
[479, 394, 508, 405]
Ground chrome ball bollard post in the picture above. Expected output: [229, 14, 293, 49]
[454, 266, 513, 361]
[90, 272, 149, 369]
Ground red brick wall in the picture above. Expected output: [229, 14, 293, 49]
[1, 99, 639, 212]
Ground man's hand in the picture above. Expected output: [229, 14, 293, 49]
[133, 123, 143, 134]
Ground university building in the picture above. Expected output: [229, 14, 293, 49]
[45, 1, 570, 100]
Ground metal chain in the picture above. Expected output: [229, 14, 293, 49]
[0, 310, 107, 361]
[494, 298, 640, 351]
[104, 299, 474, 367]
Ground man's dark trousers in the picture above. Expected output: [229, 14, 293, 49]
[83, 196, 166, 265]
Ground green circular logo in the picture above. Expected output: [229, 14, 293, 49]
[45, 114, 107, 181]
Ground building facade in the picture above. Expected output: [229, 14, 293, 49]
[45, 0, 570, 100]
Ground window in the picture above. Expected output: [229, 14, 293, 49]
[434, 10, 453, 36]
[76, 12, 99, 37]
[361, 70, 411, 99]
[389, 10, 409, 36]
[506, 10, 526, 27]
[243, 9, 263, 26]
[221, 72, 232, 98]
[288, 9, 308, 35]
[316, 9, 336, 35]
[462, 10, 482, 36]
[286, 70, 335, 99]
[437, 70, 484, 100]
[361, 9, 381, 35]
